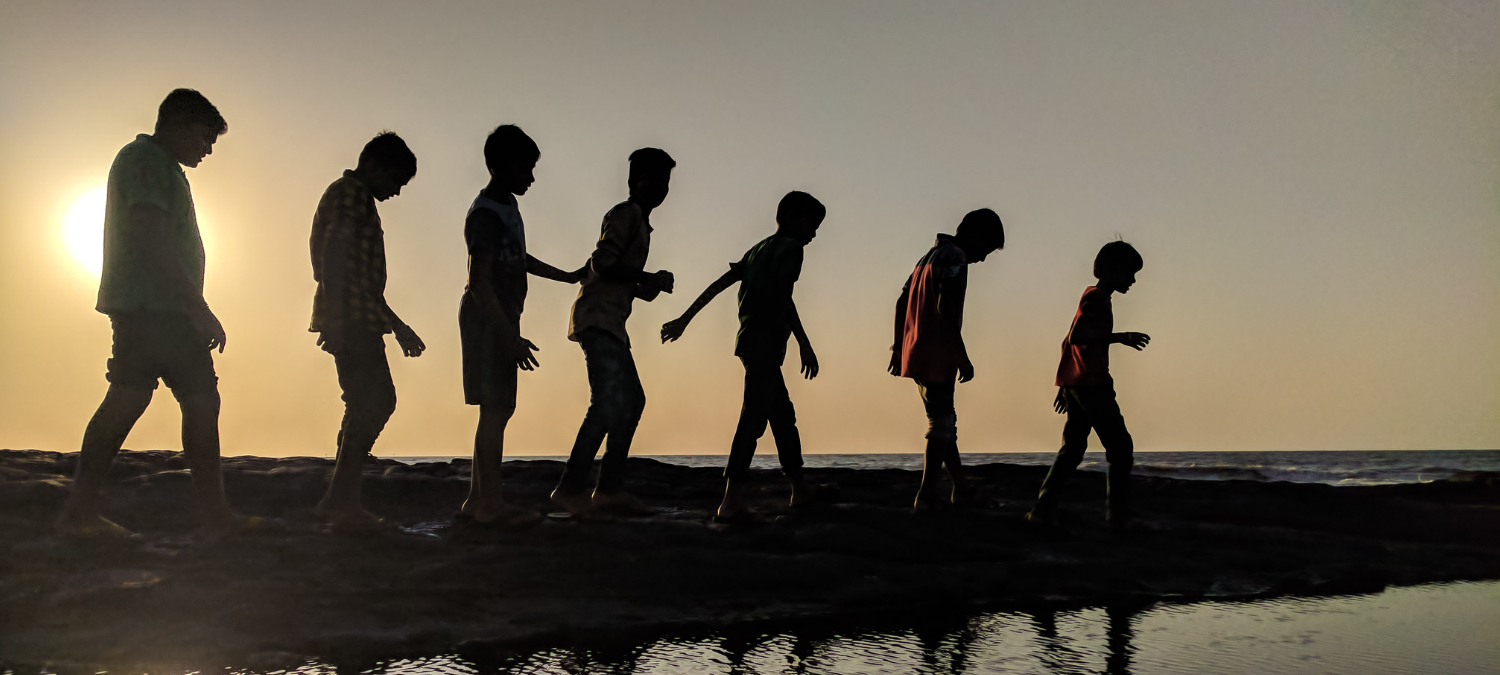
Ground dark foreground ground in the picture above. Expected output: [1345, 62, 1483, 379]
[1, 449, 1497, 671]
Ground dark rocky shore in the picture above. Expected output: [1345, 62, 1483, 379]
[1, 449, 1497, 670]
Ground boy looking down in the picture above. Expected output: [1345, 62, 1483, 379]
[1027, 241, 1150, 528]
[308, 132, 426, 527]
[661, 191, 827, 523]
[889, 209, 1005, 511]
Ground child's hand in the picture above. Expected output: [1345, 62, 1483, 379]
[1053, 389, 1068, 414]
[1117, 332, 1151, 350]
[393, 323, 426, 358]
[887, 349, 902, 376]
[661, 317, 688, 343]
[513, 337, 540, 371]
[799, 343, 819, 380]
[571, 264, 590, 284]
[958, 358, 975, 383]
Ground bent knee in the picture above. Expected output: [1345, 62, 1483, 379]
[925, 412, 958, 442]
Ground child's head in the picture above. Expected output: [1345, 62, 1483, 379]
[356, 131, 417, 201]
[775, 191, 826, 245]
[627, 147, 675, 209]
[954, 208, 1005, 262]
[1093, 240, 1143, 293]
[154, 88, 226, 168]
[484, 124, 540, 196]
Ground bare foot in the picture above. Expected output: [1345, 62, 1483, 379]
[592, 491, 654, 516]
[550, 489, 599, 518]
[56, 512, 139, 539]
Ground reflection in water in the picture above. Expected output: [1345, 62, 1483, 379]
[209, 581, 1497, 675]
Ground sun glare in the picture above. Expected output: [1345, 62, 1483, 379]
[64, 187, 106, 277]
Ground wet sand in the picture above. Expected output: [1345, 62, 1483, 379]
[0, 449, 1496, 670]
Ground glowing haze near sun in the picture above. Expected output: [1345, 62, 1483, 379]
[63, 187, 106, 278]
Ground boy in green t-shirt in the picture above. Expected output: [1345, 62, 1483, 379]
[57, 89, 251, 538]
[661, 192, 826, 523]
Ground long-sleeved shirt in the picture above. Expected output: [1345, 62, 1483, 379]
[309, 170, 394, 334]
[568, 201, 652, 346]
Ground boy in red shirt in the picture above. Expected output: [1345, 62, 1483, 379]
[889, 209, 1005, 510]
[1027, 241, 1150, 527]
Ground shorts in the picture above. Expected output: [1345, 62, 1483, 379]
[459, 299, 519, 409]
[105, 311, 218, 399]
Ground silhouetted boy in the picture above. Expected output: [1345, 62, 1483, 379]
[661, 192, 826, 522]
[888, 209, 1005, 510]
[1027, 241, 1150, 527]
[56, 89, 251, 538]
[457, 125, 582, 525]
[550, 148, 677, 517]
[308, 132, 427, 527]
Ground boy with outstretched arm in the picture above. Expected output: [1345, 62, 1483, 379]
[308, 132, 427, 527]
[661, 192, 827, 523]
[1026, 241, 1150, 528]
[457, 125, 583, 526]
[550, 148, 677, 517]
[889, 209, 1005, 511]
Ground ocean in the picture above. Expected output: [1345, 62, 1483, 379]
[392, 449, 1500, 487]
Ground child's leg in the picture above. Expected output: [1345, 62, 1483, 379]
[463, 402, 515, 517]
[555, 330, 625, 501]
[318, 330, 397, 524]
[915, 380, 958, 504]
[1083, 388, 1134, 522]
[595, 345, 645, 496]
[1030, 387, 1091, 519]
[721, 360, 773, 516]
[761, 364, 813, 503]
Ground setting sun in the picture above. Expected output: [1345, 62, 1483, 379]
[63, 186, 106, 277]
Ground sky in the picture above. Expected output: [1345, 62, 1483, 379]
[0, 1, 1496, 458]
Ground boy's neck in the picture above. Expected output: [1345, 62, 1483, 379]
[1094, 282, 1119, 295]
[628, 195, 654, 219]
[482, 180, 515, 205]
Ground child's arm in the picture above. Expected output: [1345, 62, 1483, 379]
[527, 254, 584, 284]
[937, 275, 972, 382]
[888, 281, 911, 376]
[1111, 332, 1151, 350]
[470, 252, 538, 370]
[660, 264, 744, 343]
[788, 300, 818, 380]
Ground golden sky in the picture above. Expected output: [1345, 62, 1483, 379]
[0, 1, 1496, 457]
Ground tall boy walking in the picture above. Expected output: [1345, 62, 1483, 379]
[661, 192, 827, 522]
[1027, 241, 1150, 528]
[308, 132, 427, 527]
[57, 89, 250, 537]
[458, 125, 582, 525]
[888, 209, 1005, 510]
[550, 149, 677, 516]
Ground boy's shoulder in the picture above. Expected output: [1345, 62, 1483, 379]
[605, 200, 643, 222]
[1079, 286, 1111, 309]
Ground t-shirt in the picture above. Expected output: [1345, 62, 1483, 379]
[897, 234, 968, 382]
[462, 191, 528, 327]
[569, 201, 652, 346]
[96, 134, 206, 316]
[308, 171, 393, 334]
[1056, 286, 1114, 387]
[735, 234, 805, 366]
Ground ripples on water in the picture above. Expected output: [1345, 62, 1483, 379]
[201, 581, 1496, 675]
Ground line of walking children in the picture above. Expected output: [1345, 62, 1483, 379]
[56, 89, 1152, 537]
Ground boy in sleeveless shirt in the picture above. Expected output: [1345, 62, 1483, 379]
[458, 125, 583, 525]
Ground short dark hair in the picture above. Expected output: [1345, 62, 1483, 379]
[1094, 240, 1144, 279]
[155, 89, 226, 135]
[484, 125, 540, 174]
[956, 208, 1004, 249]
[358, 131, 417, 180]
[627, 147, 676, 181]
[776, 191, 826, 225]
